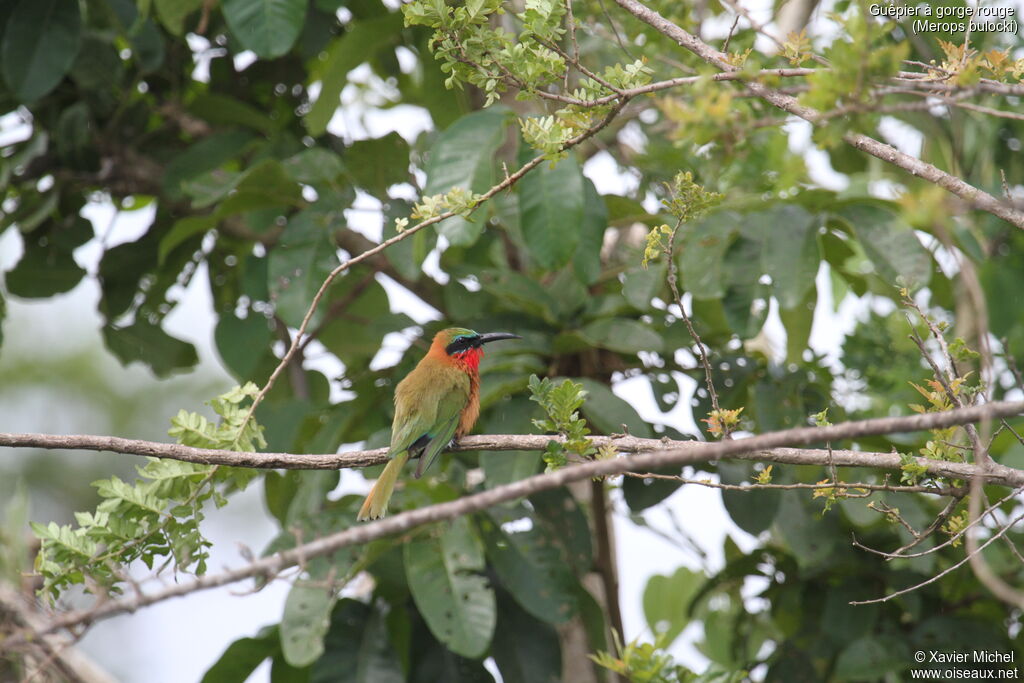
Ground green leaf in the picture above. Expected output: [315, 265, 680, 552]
[404, 517, 496, 658]
[774, 490, 842, 570]
[605, 194, 657, 226]
[106, 0, 165, 74]
[102, 321, 199, 378]
[836, 203, 931, 287]
[481, 449, 540, 488]
[346, 132, 410, 196]
[69, 35, 123, 91]
[312, 600, 404, 683]
[718, 461, 781, 535]
[424, 107, 511, 245]
[181, 169, 244, 209]
[284, 148, 346, 185]
[490, 590, 562, 683]
[720, 236, 770, 339]
[1, 0, 82, 102]
[158, 216, 214, 265]
[215, 312, 274, 380]
[622, 261, 666, 310]
[577, 378, 654, 437]
[480, 511, 577, 624]
[821, 584, 878, 645]
[201, 627, 280, 683]
[573, 179, 607, 285]
[154, 0, 204, 35]
[163, 131, 255, 199]
[779, 283, 816, 363]
[643, 567, 704, 646]
[271, 652, 311, 683]
[757, 205, 819, 309]
[280, 583, 335, 667]
[529, 488, 593, 575]
[479, 396, 541, 488]
[383, 200, 428, 283]
[305, 14, 404, 136]
[54, 102, 93, 169]
[222, 0, 308, 59]
[622, 468, 682, 511]
[834, 636, 907, 681]
[518, 154, 584, 271]
[216, 159, 304, 215]
[189, 93, 277, 134]
[578, 318, 664, 355]
[316, 276, 415, 367]
[479, 271, 557, 323]
[263, 471, 300, 526]
[97, 227, 167, 322]
[5, 240, 86, 298]
[267, 207, 343, 327]
[680, 212, 737, 299]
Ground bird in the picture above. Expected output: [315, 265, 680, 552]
[357, 327, 521, 520]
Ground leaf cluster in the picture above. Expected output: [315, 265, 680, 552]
[528, 375, 596, 469]
[32, 385, 265, 600]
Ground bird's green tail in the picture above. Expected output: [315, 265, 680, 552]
[357, 452, 408, 521]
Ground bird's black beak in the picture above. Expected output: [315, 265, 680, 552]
[477, 332, 521, 346]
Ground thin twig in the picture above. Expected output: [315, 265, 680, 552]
[622, 471, 963, 496]
[664, 220, 723, 421]
[722, 14, 741, 54]
[854, 487, 1023, 560]
[849, 508, 1024, 605]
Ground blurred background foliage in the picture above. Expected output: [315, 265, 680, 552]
[1, 0, 1023, 680]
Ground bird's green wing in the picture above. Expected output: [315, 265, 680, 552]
[413, 413, 460, 478]
[388, 368, 468, 477]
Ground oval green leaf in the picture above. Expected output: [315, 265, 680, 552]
[280, 583, 335, 667]
[518, 154, 585, 271]
[480, 512, 577, 624]
[424, 107, 511, 246]
[404, 517, 496, 658]
[1, 0, 82, 102]
[222, 0, 307, 59]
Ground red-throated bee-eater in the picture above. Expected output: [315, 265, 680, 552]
[357, 327, 520, 520]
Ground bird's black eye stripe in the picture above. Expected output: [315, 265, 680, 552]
[445, 335, 480, 355]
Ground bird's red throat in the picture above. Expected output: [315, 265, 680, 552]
[453, 348, 484, 372]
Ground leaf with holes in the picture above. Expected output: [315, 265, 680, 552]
[479, 510, 577, 624]
[280, 583, 335, 667]
[404, 517, 496, 658]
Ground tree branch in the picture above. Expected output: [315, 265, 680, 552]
[10, 400, 1024, 639]
[3, 401, 1024, 485]
[611, 0, 1024, 230]
[0, 584, 117, 683]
